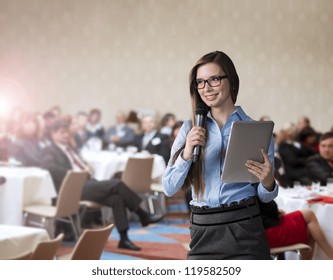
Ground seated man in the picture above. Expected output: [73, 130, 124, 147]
[277, 122, 315, 186]
[306, 132, 333, 185]
[103, 111, 135, 150]
[42, 118, 163, 251]
[133, 114, 170, 164]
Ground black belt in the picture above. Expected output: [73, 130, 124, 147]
[190, 196, 260, 226]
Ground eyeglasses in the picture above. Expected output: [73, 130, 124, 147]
[194, 75, 228, 89]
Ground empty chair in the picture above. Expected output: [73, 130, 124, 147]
[70, 223, 114, 260]
[30, 233, 64, 260]
[270, 243, 312, 260]
[121, 157, 157, 213]
[23, 171, 89, 240]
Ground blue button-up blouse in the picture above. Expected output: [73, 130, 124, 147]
[162, 106, 278, 207]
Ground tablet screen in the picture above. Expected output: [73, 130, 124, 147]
[221, 121, 274, 183]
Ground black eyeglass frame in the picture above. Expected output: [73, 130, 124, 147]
[194, 75, 228, 90]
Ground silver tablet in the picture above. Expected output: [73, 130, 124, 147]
[221, 121, 274, 183]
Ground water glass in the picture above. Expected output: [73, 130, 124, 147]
[311, 181, 320, 193]
[293, 181, 302, 193]
[116, 147, 124, 154]
[327, 178, 333, 193]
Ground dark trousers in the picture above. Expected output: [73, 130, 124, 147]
[81, 178, 142, 232]
[188, 197, 271, 260]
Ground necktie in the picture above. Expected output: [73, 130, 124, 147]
[66, 147, 86, 170]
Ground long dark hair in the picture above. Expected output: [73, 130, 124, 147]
[172, 51, 240, 198]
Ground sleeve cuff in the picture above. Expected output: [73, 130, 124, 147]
[258, 181, 279, 202]
[174, 150, 193, 169]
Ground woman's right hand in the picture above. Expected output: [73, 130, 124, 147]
[182, 126, 206, 161]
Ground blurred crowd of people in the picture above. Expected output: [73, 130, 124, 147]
[264, 115, 333, 187]
[1, 107, 332, 190]
[0, 105, 188, 246]
[0, 105, 185, 167]
[1, 105, 333, 256]
[0, 105, 183, 248]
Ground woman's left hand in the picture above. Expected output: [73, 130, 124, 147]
[245, 149, 275, 191]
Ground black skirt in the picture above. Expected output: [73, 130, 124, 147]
[188, 196, 271, 260]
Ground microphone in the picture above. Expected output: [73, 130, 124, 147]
[192, 102, 209, 162]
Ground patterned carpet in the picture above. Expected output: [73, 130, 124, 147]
[57, 204, 191, 260]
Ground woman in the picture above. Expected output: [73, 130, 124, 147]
[71, 111, 89, 150]
[86, 108, 105, 140]
[11, 113, 44, 167]
[259, 200, 333, 260]
[277, 122, 315, 186]
[162, 51, 278, 260]
[159, 113, 177, 136]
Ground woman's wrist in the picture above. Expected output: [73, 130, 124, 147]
[263, 179, 275, 191]
[182, 149, 193, 161]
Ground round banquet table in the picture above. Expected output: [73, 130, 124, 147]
[0, 225, 49, 259]
[81, 150, 166, 181]
[0, 167, 56, 225]
[275, 187, 333, 260]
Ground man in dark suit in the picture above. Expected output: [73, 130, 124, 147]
[42, 118, 163, 251]
[306, 132, 333, 185]
[103, 111, 135, 150]
[134, 114, 170, 164]
[278, 137, 315, 186]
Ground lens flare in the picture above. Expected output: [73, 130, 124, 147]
[0, 97, 10, 116]
[0, 77, 30, 135]
[0, 77, 29, 118]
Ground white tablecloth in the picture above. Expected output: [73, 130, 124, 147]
[81, 150, 166, 181]
[275, 187, 333, 259]
[0, 225, 49, 259]
[0, 167, 56, 225]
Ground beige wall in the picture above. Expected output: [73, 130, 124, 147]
[0, 0, 332, 132]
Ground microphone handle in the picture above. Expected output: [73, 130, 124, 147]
[195, 114, 205, 127]
[192, 145, 201, 162]
[192, 114, 205, 162]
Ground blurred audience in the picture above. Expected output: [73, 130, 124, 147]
[297, 127, 319, 152]
[86, 108, 105, 140]
[42, 110, 57, 146]
[296, 116, 313, 134]
[159, 113, 176, 136]
[295, 115, 320, 148]
[306, 132, 333, 185]
[133, 114, 170, 164]
[71, 111, 88, 150]
[9, 113, 44, 167]
[126, 110, 141, 134]
[104, 111, 135, 150]
[276, 122, 315, 186]
[49, 105, 62, 118]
